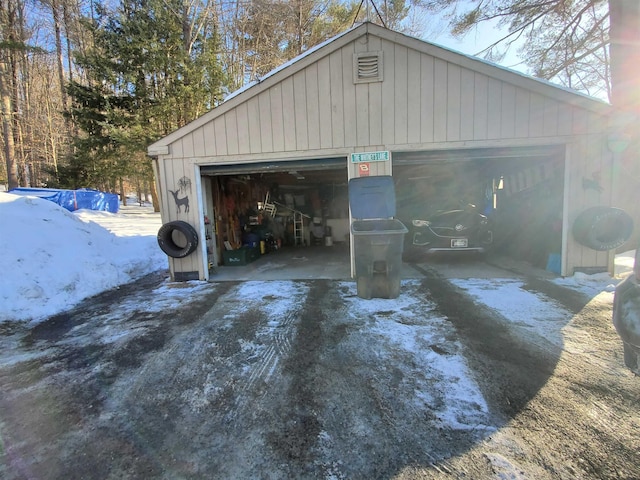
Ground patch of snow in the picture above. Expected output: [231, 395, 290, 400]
[0, 192, 166, 323]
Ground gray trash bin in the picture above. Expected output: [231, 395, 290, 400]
[349, 176, 408, 299]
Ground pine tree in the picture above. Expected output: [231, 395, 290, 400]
[62, 0, 224, 200]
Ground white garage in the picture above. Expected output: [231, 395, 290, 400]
[148, 22, 627, 282]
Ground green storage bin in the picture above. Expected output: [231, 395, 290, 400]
[222, 246, 260, 266]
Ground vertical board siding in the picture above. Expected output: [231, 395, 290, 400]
[381, 39, 396, 145]
[394, 44, 409, 145]
[473, 73, 489, 140]
[203, 121, 216, 156]
[225, 110, 239, 155]
[460, 68, 475, 141]
[369, 80, 383, 145]
[293, 71, 309, 150]
[329, 50, 345, 148]
[420, 55, 435, 143]
[305, 64, 321, 150]
[213, 116, 227, 155]
[270, 86, 285, 152]
[236, 102, 250, 154]
[407, 49, 421, 143]
[543, 97, 559, 137]
[487, 78, 503, 139]
[259, 91, 274, 152]
[317, 57, 333, 149]
[446, 63, 461, 141]
[182, 132, 195, 158]
[572, 106, 589, 135]
[247, 96, 262, 153]
[178, 34, 606, 160]
[565, 138, 600, 273]
[366, 35, 383, 145]
[354, 38, 370, 146]
[433, 58, 447, 142]
[173, 138, 184, 158]
[281, 76, 297, 150]
[342, 46, 357, 147]
[355, 83, 370, 145]
[500, 84, 516, 138]
[515, 88, 530, 137]
[193, 127, 206, 157]
[528, 92, 545, 137]
[557, 103, 573, 136]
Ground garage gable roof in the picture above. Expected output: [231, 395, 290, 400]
[148, 22, 610, 155]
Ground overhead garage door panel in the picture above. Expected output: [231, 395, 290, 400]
[200, 157, 347, 176]
[392, 145, 565, 165]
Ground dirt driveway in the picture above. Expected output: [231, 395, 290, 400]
[1, 262, 638, 479]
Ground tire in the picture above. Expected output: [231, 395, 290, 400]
[157, 221, 199, 258]
[572, 206, 633, 251]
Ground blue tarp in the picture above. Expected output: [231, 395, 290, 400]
[9, 188, 119, 213]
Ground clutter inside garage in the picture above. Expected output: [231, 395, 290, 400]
[203, 168, 349, 268]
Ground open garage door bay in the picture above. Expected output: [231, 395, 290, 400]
[393, 145, 566, 271]
[199, 158, 351, 274]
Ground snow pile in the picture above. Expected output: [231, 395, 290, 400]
[0, 192, 166, 323]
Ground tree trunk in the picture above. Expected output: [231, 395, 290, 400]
[119, 176, 127, 206]
[0, 58, 19, 189]
[51, 0, 68, 111]
[149, 164, 160, 212]
[609, 0, 640, 113]
[608, 0, 640, 246]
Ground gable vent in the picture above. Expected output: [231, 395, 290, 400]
[354, 51, 383, 84]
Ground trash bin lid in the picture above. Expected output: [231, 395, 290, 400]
[349, 176, 397, 219]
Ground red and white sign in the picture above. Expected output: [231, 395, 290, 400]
[358, 163, 370, 176]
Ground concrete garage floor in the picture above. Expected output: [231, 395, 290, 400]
[210, 243, 354, 281]
[210, 243, 555, 281]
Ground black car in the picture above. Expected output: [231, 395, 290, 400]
[402, 203, 493, 261]
[613, 245, 640, 375]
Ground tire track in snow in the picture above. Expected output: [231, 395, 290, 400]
[224, 282, 308, 422]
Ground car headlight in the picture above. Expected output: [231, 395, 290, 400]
[412, 219, 431, 227]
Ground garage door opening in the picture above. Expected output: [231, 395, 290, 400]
[393, 146, 565, 271]
[200, 158, 350, 271]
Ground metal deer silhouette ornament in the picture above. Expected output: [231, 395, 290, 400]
[169, 189, 190, 214]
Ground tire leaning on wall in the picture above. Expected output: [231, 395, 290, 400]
[572, 206, 634, 251]
[157, 221, 199, 258]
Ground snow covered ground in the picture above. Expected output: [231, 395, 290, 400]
[0, 190, 632, 324]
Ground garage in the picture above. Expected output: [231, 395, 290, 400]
[148, 22, 623, 282]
